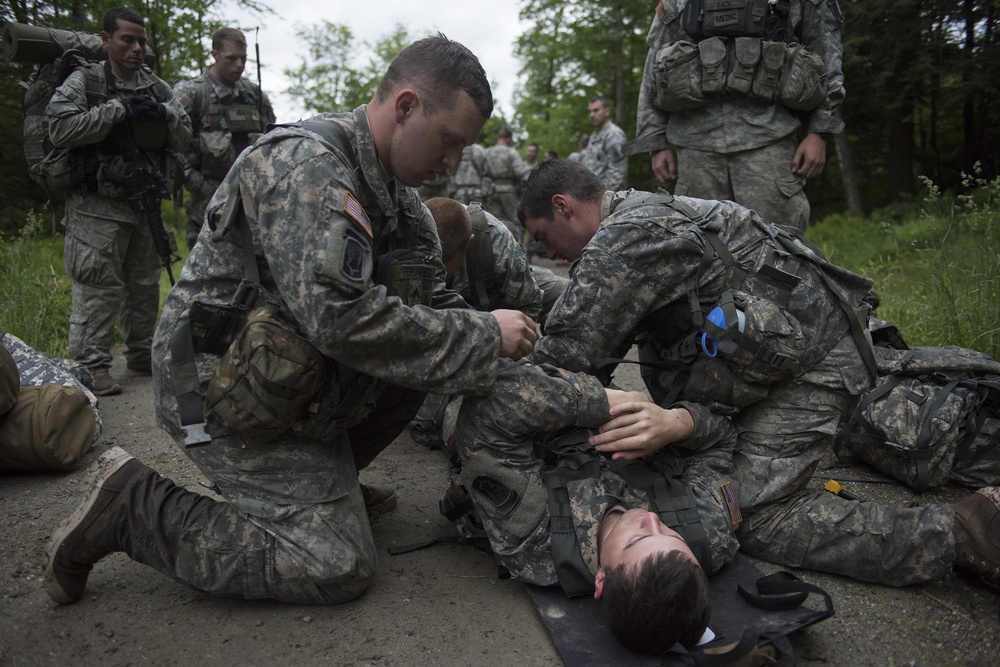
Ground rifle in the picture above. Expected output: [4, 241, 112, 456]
[102, 61, 179, 285]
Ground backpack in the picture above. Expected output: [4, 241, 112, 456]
[838, 344, 1000, 492]
[13, 26, 109, 191]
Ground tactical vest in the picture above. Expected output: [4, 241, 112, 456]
[189, 73, 267, 180]
[539, 429, 715, 597]
[613, 192, 875, 413]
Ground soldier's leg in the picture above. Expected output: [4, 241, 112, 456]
[63, 207, 126, 371]
[347, 383, 426, 470]
[728, 136, 809, 230]
[732, 333, 958, 585]
[133, 431, 377, 603]
[674, 148, 735, 201]
[119, 222, 161, 374]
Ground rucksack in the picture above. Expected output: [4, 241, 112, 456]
[838, 344, 1000, 492]
[15, 28, 110, 191]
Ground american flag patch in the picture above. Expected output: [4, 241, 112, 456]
[721, 481, 743, 525]
[656, 0, 667, 21]
[343, 192, 372, 238]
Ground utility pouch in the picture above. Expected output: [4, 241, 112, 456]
[199, 129, 236, 181]
[375, 248, 436, 306]
[727, 37, 760, 96]
[775, 42, 827, 111]
[204, 303, 327, 443]
[698, 37, 728, 95]
[225, 104, 262, 134]
[752, 40, 786, 100]
[30, 147, 75, 191]
[653, 41, 706, 111]
[187, 282, 258, 356]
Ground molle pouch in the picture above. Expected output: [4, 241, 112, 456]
[698, 37, 729, 95]
[654, 41, 707, 111]
[752, 40, 786, 101]
[30, 147, 74, 192]
[204, 303, 327, 443]
[199, 129, 237, 181]
[683, 355, 770, 414]
[775, 43, 828, 111]
[224, 104, 263, 134]
[727, 37, 760, 96]
[187, 293, 256, 356]
[375, 248, 436, 307]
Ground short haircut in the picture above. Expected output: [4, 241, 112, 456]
[425, 197, 472, 266]
[527, 142, 539, 150]
[103, 7, 144, 34]
[375, 34, 493, 119]
[589, 96, 611, 108]
[497, 126, 513, 140]
[212, 27, 247, 51]
[602, 550, 711, 655]
[517, 159, 605, 224]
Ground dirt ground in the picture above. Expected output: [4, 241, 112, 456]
[2, 258, 999, 667]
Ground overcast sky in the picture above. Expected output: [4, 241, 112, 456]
[219, 0, 530, 122]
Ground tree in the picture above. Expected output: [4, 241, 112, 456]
[283, 23, 412, 115]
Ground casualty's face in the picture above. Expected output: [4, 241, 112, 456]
[391, 89, 485, 188]
[212, 40, 248, 86]
[104, 20, 147, 77]
[597, 509, 698, 573]
[521, 201, 595, 263]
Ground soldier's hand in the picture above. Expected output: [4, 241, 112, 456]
[590, 403, 694, 460]
[492, 309, 537, 360]
[792, 133, 827, 179]
[651, 148, 677, 185]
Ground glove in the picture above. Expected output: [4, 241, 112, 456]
[121, 95, 167, 122]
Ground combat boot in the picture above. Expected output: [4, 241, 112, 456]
[90, 368, 122, 396]
[362, 483, 398, 518]
[953, 486, 1000, 587]
[44, 447, 149, 604]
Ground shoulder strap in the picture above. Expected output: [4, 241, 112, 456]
[464, 202, 494, 310]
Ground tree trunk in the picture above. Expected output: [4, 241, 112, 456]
[834, 134, 865, 217]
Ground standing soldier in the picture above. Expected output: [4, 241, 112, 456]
[173, 27, 275, 250]
[483, 126, 530, 225]
[46, 6, 192, 396]
[582, 96, 628, 190]
[452, 143, 487, 205]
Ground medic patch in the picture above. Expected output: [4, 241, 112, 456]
[341, 228, 368, 282]
[721, 481, 743, 526]
[343, 191, 373, 238]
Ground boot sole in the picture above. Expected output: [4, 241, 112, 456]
[44, 447, 135, 604]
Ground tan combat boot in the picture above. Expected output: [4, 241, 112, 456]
[90, 368, 122, 396]
[953, 486, 1000, 587]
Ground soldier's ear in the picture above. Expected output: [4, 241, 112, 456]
[593, 568, 605, 600]
[395, 89, 419, 124]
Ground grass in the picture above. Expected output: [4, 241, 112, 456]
[2, 174, 998, 361]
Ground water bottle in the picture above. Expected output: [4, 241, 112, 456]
[700, 306, 745, 357]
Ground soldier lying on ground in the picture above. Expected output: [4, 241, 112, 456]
[517, 159, 1000, 588]
[451, 360, 741, 655]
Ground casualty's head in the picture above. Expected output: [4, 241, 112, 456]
[368, 34, 493, 188]
[425, 197, 473, 281]
[102, 7, 147, 77]
[517, 158, 605, 262]
[595, 508, 711, 655]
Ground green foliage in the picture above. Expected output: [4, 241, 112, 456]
[0, 211, 71, 356]
[810, 166, 1000, 359]
[283, 22, 412, 114]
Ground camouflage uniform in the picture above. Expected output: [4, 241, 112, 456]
[483, 143, 529, 224]
[134, 107, 505, 604]
[47, 63, 192, 374]
[173, 71, 275, 249]
[582, 120, 628, 190]
[454, 361, 741, 586]
[530, 190, 956, 586]
[452, 144, 487, 205]
[635, 0, 846, 230]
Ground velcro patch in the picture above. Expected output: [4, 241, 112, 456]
[722, 481, 743, 525]
[473, 475, 520, 516]
[343, 191, 372, 238]
[341, 228, 368, 282]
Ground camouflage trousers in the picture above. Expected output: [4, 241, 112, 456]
[115, 384, 422, 603]
[675, 134, 809, 231]
[483, 189, 520, 227]
[63, 203, 161, 371]
[732, 334, 956, 585]
[184, 176, 222, 251]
